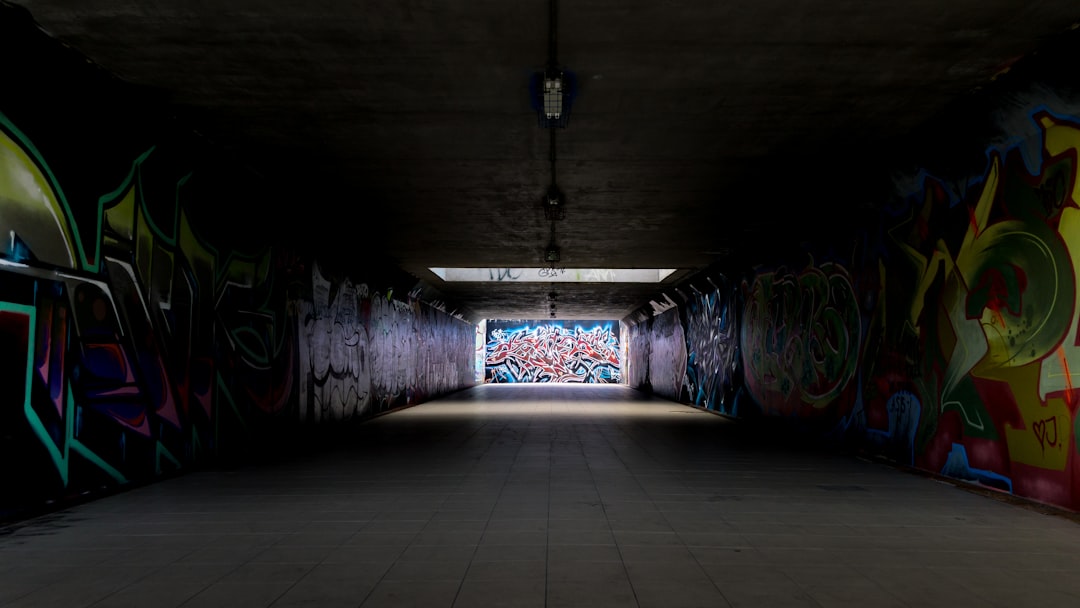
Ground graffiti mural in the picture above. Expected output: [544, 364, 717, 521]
[625, 317, 652, 390]
[475, 319, 487, 382]
[740, 260, 861, 417]
[624, 275, 743, 412]
[0, 103, 475, 518]
[485, 320, 621, 383]
[624, 302, 687, 400]
[619, 320, 630, 387]
[294, 262, 474, 420]
[297, 265, 371, 422]
[0, 107, 299, 517]
[618, 47, 1080, 511]
[682, 276, 742, 414]
[646, 308, 687, 400]
[857, 109, 1080, 506]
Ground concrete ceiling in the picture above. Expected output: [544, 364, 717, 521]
[12, 0, 1080, 321]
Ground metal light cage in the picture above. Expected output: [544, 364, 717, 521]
[530, 69, 576, 128]
[543, 184, 565, 220]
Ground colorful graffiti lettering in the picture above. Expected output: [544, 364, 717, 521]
[865, 109, 1080, 506]
[740, 260, 861, 416]
[683, 277, 741, 414]
[0, 109, 296, 510]
[475, 319, 487, 383]
[485, 321, 621, 383]
[1, 101, 477, 518]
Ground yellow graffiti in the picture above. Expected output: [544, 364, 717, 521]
[971, 114, 1080, 470]
[959, 154, 1070, 372]
[892, 114, 1080, 469]
[1036, 114, 1080, 401]
[1001, 364, 1071, 470]
[891, 182, 990, 428]
[105, 175, 273, 316]
[103, 184, 137, 243]
[0, 129, 78, 267]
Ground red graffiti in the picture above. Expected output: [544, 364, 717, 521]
[486, 324, 621, 383]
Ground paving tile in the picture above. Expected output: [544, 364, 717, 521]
[465, 559, 546, 581]
[89, 581, 208, 608]
[631, 577, 732, 608]
[453, 578, 546, 608]
[5, 385, 1080, 608]
[546, 578, 637, 608]
[358, 579, 460, 608]
[179, 581, 295, 608]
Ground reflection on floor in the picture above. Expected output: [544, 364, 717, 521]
[2, 384, 1080, 607]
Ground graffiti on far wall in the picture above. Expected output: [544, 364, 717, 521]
[485, 320, 621, 383]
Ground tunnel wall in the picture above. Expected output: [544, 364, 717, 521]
[0, 8, 474, 521]
[627, 35, 1080, 511]
[295, 261, 474, 421]
[625, 277, 743, 413]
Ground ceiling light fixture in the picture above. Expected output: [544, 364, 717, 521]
[544, 183, 565, 221]
[544, 244, 561, 264]
[543, 74, 563, 120]
[533, 70, 576, 129]
[532, 0, 573, 268]
[530, 0, 575, 129]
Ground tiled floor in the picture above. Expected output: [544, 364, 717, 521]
[3, 384, 1080, 607]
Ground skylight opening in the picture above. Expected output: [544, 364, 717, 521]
[430, 268, 678, 283]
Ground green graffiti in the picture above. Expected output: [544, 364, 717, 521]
[0, 110, 153, 272]
[741, 261, 861, 414]
[1075, 406, 1080, 455]
[155, 442, 181, 476]
[214, 372, 250, 454]
[98, 146, 167, 244]
[941, 376, 998, 440]
[231, 326, 271, 367]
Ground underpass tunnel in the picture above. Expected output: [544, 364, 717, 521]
[3, 1, 1080, 607]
